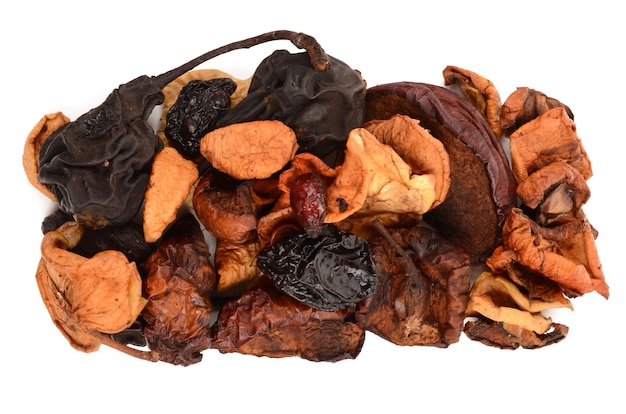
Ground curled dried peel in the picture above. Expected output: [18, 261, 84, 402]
[325, 128, 437, 222]
[158, 69, 251, 146]
[443, 65, 503, 138]
[143, 147, 199, 243]
[23, 112, 70, 200]
[215, 239, 263, 292]
[37, 222, 149, 354]
[364, 114, 450, 209]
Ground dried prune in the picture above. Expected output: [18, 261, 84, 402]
[165, 78, 237, 159]
[216, 50, 366, 166]
[256, 224, 377, 311]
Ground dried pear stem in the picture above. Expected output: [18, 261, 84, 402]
[155, 30, 331, 88]
[93, 331, 160, 362]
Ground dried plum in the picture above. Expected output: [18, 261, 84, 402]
[216, 50, 366, 166]
[165, 78, 237, 159]
[256, 224, 377, 311]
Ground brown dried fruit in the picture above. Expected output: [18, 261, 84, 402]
[23, 112, 70, 200]
[443, 65, 503, 138]
[325, 128, 437, 222]
[364, 114, 450, 209]
[200, 120, 298, 180]
[143, 147, 199, 243]
[193, 170, 259, 245]
[510, 107, 592, 184]
[464, 318, 569, 350]
[466, 271, 572, 334]
[141, 214, 216, 366]
[211, 279, 364, 362]
[214, 238, 262, 292]
[355, 223, 471, 347]
[500, 87, 574, 136]
[502, 208, 608, 298]
[37, 221, 153, 360]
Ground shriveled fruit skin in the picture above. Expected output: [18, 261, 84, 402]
[290, 172, 328, 237]
[365, 82, 517, 261]
[211, 279, 364, 362]
[141, 214, 216, 366]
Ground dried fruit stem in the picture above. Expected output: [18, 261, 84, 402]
[93, 331, 160, 362]
[372, 219, 421, 288]
[156, 30, 330, 88]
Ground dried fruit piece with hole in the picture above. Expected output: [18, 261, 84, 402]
[36, 221, 155, 360]
[509, 107, 592, 184]
[500, 87, 574, 136]
[200, 120, 298, 180]
[211, 278, 365, 362]
[143, 147, 199, 243]
[23, 112, 70, 200]
[141, 214, 216, 366]
[443, 65, 503, 138]
[364, 114, 450, 209]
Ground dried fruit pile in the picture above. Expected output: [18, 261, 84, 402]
[23, 31, 609, 365]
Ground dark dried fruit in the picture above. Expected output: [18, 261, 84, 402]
[256, 224, 377, 311]
[355, 222, 471, 347]
[216, 49, 366, 166]
[165, 78, 237, 159]
[290, 172, 328, 237]
[141, 214, 217, 366]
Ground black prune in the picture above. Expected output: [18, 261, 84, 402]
[165, 78, 237, 159]
[256, 224, 378, 311]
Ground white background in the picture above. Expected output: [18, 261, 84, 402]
[2, 1, 624, 412]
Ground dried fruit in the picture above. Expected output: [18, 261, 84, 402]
[509, 107, 592, 183]
[165, 78, 237, 159]
[256, 224, 378, 312]
[141, 214, 216, 366]
[193, 170, 259, 245]
[355, 222, 471, 347]
[200, 120, 298, 180]
[216, 49, 366, 166]
[22, 112, 69, 200]
[143, 147, 199, 243]
[443, 65, 503, 138]
[211, 278, 364, 361]
[37, 221, 155, 360]
[500, 87, 574, 136]
[290, 172, 328, 237]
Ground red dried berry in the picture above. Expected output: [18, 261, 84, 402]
[290, 173, 328, 237]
